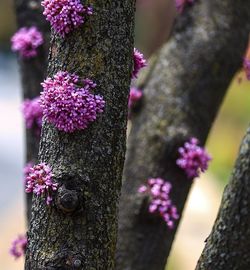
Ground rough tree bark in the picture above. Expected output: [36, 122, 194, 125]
[13, 0, 50, 221]
[196, 126, 250, 269]
[25, 1, 135, 269]
[116, 1, 250, 270]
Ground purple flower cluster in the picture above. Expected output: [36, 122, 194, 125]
[176, 137, 211, 179]
[25, 163, 58, 205]
[11, 27, 43, 58]
[243, 58, 250, 80]
[128, 87, 143, 108]
[41, 0, 93, 37]
[23, 161, 34, 185]
[40, 71, 105, 133]
[22, 97, 43, 136]
[132, 48, 147, 79]
[175, 0, 194, 13]
[9, 234, 27, 259]
[138, 178, 179, 229]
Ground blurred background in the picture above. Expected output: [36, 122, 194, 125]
[1, 0, 250, 269]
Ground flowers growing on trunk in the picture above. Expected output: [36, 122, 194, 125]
[25, 163, 58, 205]
[41, 0, 93, 37]
[138, 178, 179, 229]
[132, 48, 147, 79]
[176, 137, 211, 179]
[9, 234, 27, 259]
[175, 0, 195, 13]
[40, 71, 105, 133]
[22, 97, 43, 136]
[11, 27, 43, 58]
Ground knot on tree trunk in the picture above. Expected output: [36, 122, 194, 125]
[56, 186, 79, 213]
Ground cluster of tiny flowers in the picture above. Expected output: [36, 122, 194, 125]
[243, 58, 250, 80]
[40, 71, 105, 133]
[25, 163, 58, 205]
[138, 178, 179, 229]
[175, 0, 194, 13]
[9, 234, 27, 259]
[176, 137, 211, 179]
[23, 161, 34, 185]
[22, 97, 43, 136]
[132, 48, 147, 79]
[128, 87, 143, 109]
[41, 0, 93, 37]
[11, 27, 43, 58]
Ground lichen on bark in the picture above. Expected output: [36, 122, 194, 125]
[25, 1, 135, 269]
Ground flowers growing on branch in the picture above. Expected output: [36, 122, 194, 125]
[132, 48, 147, 79]
[175, 0, 195, 13]
[11, 27, 43, 58]
[128, 87, 143, 109]
[40, 71, 105, 133]
[22, 97, 43, 136]
[25, 163, 58, 205]
[138, 178, 179, 229]
[243, 43, 250, 80]
[176, 137, 211, 179]
[41, 0, 93, 37]
[9, 234, 27, 259]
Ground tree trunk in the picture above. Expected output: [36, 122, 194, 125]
[116, 1, 250, 270]
[25, 1, 135, 269]
[196, 126, 250, 270]
[13, 0, 50, 221]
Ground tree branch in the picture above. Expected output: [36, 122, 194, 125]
[196, 126, 250, 269]
[13, 0, 50, 221]
[25, 1, 135, 269]
[116, 1, 250, 269]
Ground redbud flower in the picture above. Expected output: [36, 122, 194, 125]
[11, 27, 43, 58]
[175, 0, 194, 13]
[132, 48, 147, 79]
[176, 137, 211, 179]
[128, 87, 143, 108]
[41, 0, 93, 37]
[138, 178, 179, 229]
[22, 97, 43, 136]
[23, 161, 34, 185]
[25, 163, 58, 205]
[40, 71, 105, 133]
[243, 43, 250, 80]
[9, 234, 27, 259]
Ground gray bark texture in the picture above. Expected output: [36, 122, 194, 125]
[13, 0, 50, 221]
[196, 126, 250, 270]
[116, 1, 250, 270]
[25, 1, 135, 269]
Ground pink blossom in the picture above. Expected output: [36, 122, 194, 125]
[11, 27, 43, 58]
[175, 0, 194, 13]
[40, 71, 105, 133]
[176, 137, 211, 179]
[41, 0, 93, 37]
[138, 178, 179, 229]
[25, 163, 58, 205]
[23, 161, 34, 185]
[9, 234, 27, 259]
[22, 97, 43, 136]
[128, 87, 143, 108]
[243, 58, 250, 80]
[132, 48, 147, 79]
